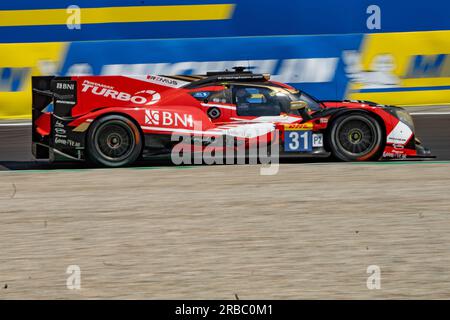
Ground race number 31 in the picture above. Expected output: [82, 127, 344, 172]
[284, 131, 312, 152]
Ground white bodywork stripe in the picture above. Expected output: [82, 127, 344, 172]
[231, 116, 301, 123]
[220, 123, 275, 138]
[410, 112, 450, 116]
[141, 126, 216, 135]
[387, 121, 413, 144]
[124, 75, 189, 88]
[201, 103, 236, 110]
[142, 122, 275, 139]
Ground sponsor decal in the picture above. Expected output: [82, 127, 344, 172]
[283, 123, 313, 131]
[55, 127, 66, 135]
[53, 119, 81, 147]
[144, 109, 194, 128]
[193, 91, 210, 98]
[207, 107, 221, 119]
[81, 80, 161, 105]
[383, 151, 406, 159]
[386, 121, 413, 144]
[144, 110, 160, 125]
[312, 133, 324, 147]
[54, 120, 68, 144]
[55, 100, 76, 105]
[55, 137, 81, 147]
[54, 120, 67, 137]
[56, 82, 75, 90]
[145, 75, 188, 88]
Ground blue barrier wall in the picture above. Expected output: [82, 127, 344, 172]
[1, 1, 450, 118]
[0, 0, 449, 43]
[60, 35, 363, 100]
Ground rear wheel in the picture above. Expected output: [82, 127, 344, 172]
[87, 115, 142, 167]
[328, 113, 383, 161]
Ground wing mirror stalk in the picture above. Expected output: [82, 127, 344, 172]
[290, 101, 312, 121]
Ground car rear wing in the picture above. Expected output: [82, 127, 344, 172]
[32, 76, 54, 116]
[32, 76, 77, 116]
[32, 76, 78, 158]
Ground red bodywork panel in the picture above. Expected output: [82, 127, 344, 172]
[33, 75, 422, 161]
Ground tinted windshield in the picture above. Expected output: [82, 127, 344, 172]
[234, 86, 283, 116]
[288, 91, 323, 112]
[233, 85, 323, 116]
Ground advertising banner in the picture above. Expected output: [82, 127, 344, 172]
[0, 0, 449, 43]
[1, 31, 449, 118]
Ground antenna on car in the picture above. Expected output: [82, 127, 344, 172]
[188, 66, 267, 88]
[232, 66, 251, 73]
[206, 66, 254, 76]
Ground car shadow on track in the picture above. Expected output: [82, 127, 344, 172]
[0, 156, 332, 171]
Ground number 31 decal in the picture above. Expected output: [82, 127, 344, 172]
[285, 131, 312, 152]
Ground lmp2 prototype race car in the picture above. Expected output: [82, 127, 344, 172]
[31, 67, 432, 167]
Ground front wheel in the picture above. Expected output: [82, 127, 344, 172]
[86, 115, 143, 167]
[328, 113, 383, 161]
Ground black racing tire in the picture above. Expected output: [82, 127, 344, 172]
[328, 113, 383, 161]
[86, 115, 142, 167]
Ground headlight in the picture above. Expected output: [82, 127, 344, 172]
[395, 109, 415, 130]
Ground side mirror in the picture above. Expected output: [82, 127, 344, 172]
[290, 100, 311, 120]
[290, 100, 308, 110]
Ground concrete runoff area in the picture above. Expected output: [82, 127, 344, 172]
[0, 162, 450, 299]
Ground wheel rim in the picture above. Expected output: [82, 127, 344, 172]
[335, 117, 378, 157]
[94, 121, 135, 162]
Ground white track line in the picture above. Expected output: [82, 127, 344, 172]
[0, 122, 31, 127]
[410, 112, 450, 116]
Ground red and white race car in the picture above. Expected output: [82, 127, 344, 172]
[32, 67, 432, 167]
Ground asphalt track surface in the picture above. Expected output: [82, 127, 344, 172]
[0, 110, 449, 299]
[0, 111, 449, 168]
